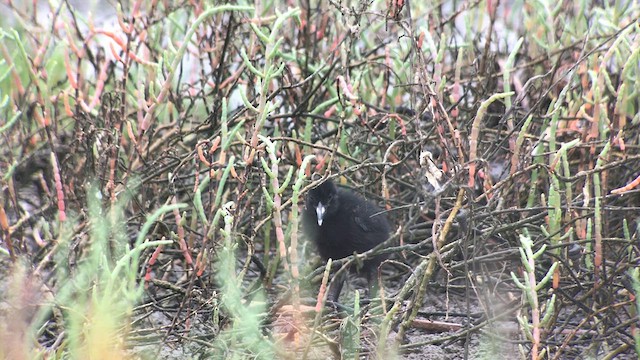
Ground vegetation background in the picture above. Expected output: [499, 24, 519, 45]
[0, 0, 639, 359]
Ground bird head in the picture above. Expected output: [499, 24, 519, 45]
[306, 179, 338, 226]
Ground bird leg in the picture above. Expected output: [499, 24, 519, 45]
[327, 269, 347, 303]
[365, 266, 380, 299]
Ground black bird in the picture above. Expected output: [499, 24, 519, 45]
[302, 179, 391, 302]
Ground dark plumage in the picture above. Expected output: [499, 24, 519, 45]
[302, 179, 391, 302]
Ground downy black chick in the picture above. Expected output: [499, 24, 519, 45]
[302, 179, 390, 302]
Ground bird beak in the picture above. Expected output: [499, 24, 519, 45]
[316, 202, 326, 226]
